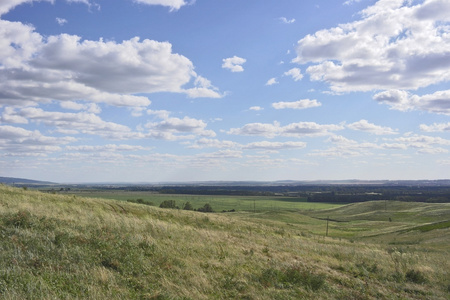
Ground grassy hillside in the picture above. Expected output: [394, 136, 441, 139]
[0, 185, 449, 299]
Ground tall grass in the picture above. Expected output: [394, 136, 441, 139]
[0, 185, 449, 299]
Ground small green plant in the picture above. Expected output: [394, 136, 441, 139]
[3, 210, 34, 228]
[258, 265, 326, 291]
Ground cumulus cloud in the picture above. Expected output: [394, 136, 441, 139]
[2, 107, 140, 139]
[249, 106, 263, 111]
[283, 68, 303, 81]
[228, 121, 343, 138]
[145, 116, 215, 140]
[0, 21, 221, 108]
[0, 0, 48, 16]
[391, 134, 450, 148]
[60, 101, 102, 113]
[293, 0, 450, 93]
[374, 89, 450, 115]
[188, 138, 238, 149]
[309, 134, 410, 158]
[66, 144, 148, 152]
[243, 141, 306, 150]
[265, 78, 279, 86]
[420, 122, 450, 132]
[0, 125, 76, 154]
[222, 56, 246, 72]
[347, 119, 398, 135]
[227, 122, 281, 138]
[272, 99, 321, 110]
[184, 75, 223, 98]
[197, 149, 243, 159]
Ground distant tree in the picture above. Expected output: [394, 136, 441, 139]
[183, 201, 194, 210]
[197, 203, 213, 213]
[159, 200, 177, 209]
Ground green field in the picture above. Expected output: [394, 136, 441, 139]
[1, 185, 449, 299]
[62, 189, 342, 212]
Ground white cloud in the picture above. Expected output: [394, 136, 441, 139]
[188, 138, 238, 149]
[343, 0, 363, 5]
[417, 147, 448, 154]
[227, 122, 281, 138]
[420, 122, 450, 132]
[147, 109, 171, 119]
[374, 89, 450, 115]
[243, 141, 306, 150]
[184, 75, 223, 98]
[2, 107, 140, 139]
[197, 149, 243, 159]
[56, 17, 68, 26]
[66, 144, 148, 152]
[282, 122, 344, 137]
[265, 78, 279, 86]
[228, 121, 343, 138]
[293, 0, 450, 93]
[0, 125, 76, 154]
[66, 0, 100, 10]
[222, 56, 246, 72]
[309, 134, 407, 158]
[283, 68, 303, 81]
[391, 134, 450, 148]
[279, 17, 295, 24]
[272, 99, 321, 110]
[0, 0, 49, 16]
[347, 119, 398, 135]
[145, 116, 215, 140]
[60, 101, 102, 113]
[249, 106, 263, 111]
[132, 0, 188, 11]
[0, 23, 221, 107]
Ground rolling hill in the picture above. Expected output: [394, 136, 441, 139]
[0, 184, 448, 299]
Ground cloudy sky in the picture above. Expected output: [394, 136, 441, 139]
[1, 0, 449, 183]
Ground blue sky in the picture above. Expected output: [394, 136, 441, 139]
[1, 0, 450, 183]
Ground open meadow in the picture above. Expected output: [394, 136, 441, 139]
[60, 189, 342, 212]
[1, 185, 449, 299]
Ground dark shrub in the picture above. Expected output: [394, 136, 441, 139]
[406, 269, 428, 284]
[197, 203, 213, 213]
[159, 200, 177, 209]
[183, 201, 194, 210]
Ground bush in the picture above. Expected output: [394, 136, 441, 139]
[159, 200, 177, 209]
[183, 201, 194, 210]
[405, 269, 428, 284]
[197, 203, 213, 213]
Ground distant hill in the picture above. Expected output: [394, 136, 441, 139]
[0, 176, 55, 185]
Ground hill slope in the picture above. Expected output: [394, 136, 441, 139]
[0, 185, 448, 299]
[0, 176, 55, 185]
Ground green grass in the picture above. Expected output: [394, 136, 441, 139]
[1, 185, 449, 299]
[61, 189, 341, 212]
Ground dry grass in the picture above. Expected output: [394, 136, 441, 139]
[0, 185, 449, 299]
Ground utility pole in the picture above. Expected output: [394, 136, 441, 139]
[326, 216, 329, 237]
